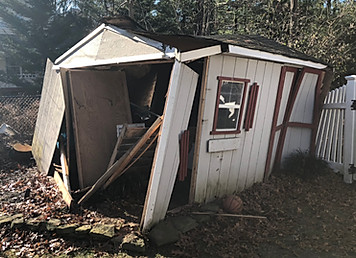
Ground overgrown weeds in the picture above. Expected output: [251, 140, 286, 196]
[281, 149, 330, 179]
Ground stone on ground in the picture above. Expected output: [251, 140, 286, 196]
[90, 224, 115, 240]
[11, 217, 25, 229]
[148, 220, 180, 246]
[121, 233, 146, 253]
[169, 216, 198, 233]
[46, 218, 61, 231]
[0, 214, 23, 226]
[56, 223, 78, 235]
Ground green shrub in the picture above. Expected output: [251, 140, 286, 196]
[282, 149, 330, 179]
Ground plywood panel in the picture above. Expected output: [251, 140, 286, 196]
[142, 61, 198, 231]
[32, 59, 65, 175]
[69, 70, 132, 188]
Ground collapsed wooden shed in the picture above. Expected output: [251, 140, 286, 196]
[32, 22, 330, 232]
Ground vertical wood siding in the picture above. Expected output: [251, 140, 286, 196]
[32, 59, 65, 175]
[142, 61, 198, 231]
[281, 72, 318, 160]
[194, 55, 282, 203]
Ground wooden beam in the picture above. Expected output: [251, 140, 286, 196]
[59, 139, 71, 192]
[103, 117, 162, 189]
[189, 57, 209, 204]
[192, 212, 267, 219]
[78, 116, 162, 205]
[107, 125, 127, 170]
[53, 171, 73, 208]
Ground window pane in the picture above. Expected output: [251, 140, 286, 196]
[219, 81, 243, 105]
[216, 108, 239, 129]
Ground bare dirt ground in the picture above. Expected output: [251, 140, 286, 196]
[1, 137, 356, 257]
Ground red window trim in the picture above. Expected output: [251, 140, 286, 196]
[244, 83, 259, 131]
[211, 76, 250, 135]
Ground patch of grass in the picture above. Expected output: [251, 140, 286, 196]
[282, 149, 330, 179]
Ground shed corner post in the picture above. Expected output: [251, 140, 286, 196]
[343, 75, 356, 183]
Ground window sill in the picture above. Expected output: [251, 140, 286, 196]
[210, 130, 241, 135]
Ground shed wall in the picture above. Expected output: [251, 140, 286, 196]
[193, 55, 282, 203]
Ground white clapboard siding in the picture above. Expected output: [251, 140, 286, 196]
[32, 59, 65, 175]
[194, 55, 282, 203]
[142, 61, 198, 231]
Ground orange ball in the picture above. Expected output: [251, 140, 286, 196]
[223, 195, 243, 214]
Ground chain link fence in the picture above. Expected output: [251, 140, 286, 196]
[0, 95, 40, 140]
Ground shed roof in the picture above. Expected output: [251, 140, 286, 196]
[134, 32, 327, 66]
[55, 22, 328, 70]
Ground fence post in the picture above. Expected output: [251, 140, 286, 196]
[343, 75, 356, 183]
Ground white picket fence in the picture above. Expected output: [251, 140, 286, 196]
[316, 75, 356, 183]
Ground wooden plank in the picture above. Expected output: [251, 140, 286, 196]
[53, 171, 73, 208]
[189, 57, 209, 204]
[78, 117, 162, 204]
[208, 138, 241, 152]
[141, 61, 198, 231]
[59, 139, 71, 192]
[178, 45, 222, 62]
[107, 125, 127, 170]
[68, 70, 132, 188]
[32, 59, 65, 175]
[103, 118, 161, 188]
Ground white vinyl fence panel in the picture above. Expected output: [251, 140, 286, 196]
[316, 75, 356, 183]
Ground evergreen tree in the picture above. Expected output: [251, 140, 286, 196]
[0, 0, 92, 88]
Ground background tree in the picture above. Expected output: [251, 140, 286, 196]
[0, 0, 92, 89]
[0, 0, 355, 88]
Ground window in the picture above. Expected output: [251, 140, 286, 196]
[212, 76, 250, 134]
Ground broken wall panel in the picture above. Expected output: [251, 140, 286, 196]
[68, 70, 132, 188]
[32, 59, 65, 175]
[141, 61, 199, 232]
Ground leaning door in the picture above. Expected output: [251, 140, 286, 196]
[265, 67, 324, 177]
[141, 61, 199, 232]
[264, 67, 299, 176]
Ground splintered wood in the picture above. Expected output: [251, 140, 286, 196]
[78, 117, 162, 205]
